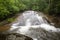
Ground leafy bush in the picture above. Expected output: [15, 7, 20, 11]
[0, 2, 10, 19]
[0, 0, 26, 21]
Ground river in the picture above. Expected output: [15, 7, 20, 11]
[5, 11, 60, 40]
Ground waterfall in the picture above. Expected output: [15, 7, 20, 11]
[9, 11, 60, 40]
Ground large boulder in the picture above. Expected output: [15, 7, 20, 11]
[0, 33, 33, 40]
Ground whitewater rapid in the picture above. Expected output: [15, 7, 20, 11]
[9, 11, 60, 40]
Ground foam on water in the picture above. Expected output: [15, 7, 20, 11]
[40, 24, 57, 32]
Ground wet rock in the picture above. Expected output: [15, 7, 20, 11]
[0, 33, 33, 40]
[24, 28, 60, 40]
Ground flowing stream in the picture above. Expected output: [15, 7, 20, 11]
[9, 11, 60, 40]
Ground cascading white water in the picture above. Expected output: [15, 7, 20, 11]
[9, 11, 60, 40]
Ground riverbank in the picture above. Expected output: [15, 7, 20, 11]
[0, 12, 21, 32]
[45, 14, 60, 28]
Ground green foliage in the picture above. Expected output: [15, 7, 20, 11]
[0, 2, 10, 19]
[0, 0, 49, 21]
[21, 0, 49, 11]
[0, 0, 26, 20]
[6, 18, 16, 23]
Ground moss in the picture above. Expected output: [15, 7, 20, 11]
[6, 18, 16, 23]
